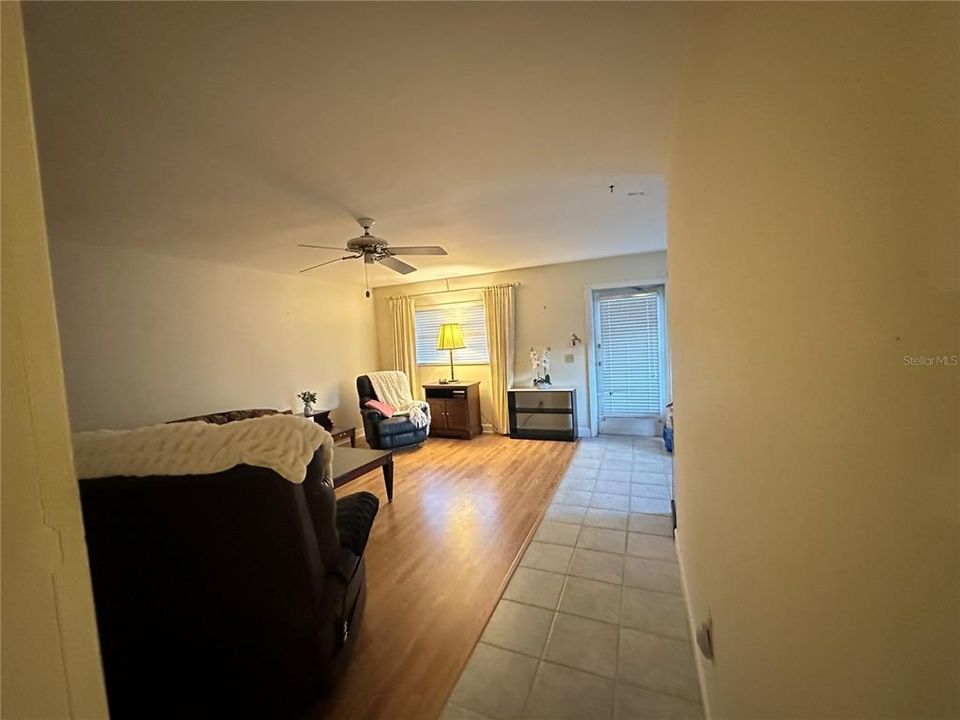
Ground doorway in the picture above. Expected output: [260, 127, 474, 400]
[591, 285, 669, 437]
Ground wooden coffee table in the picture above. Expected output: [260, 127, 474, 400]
[331, 446, 394, 502]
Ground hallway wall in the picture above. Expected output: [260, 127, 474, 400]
[1, 3, 108, 716]
[667, 4, 959, 718]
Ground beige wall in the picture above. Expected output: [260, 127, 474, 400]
[668, 4, 959, 719]
[50, 241, 379, 432]
[372, 252, 668, 434]
[1, 3, 109, 716]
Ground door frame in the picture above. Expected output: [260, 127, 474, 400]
[583, 276, 670, 437]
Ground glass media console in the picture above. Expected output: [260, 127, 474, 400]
[507, 387, 578, 441]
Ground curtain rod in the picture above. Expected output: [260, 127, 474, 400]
[387, 282, 519, 301]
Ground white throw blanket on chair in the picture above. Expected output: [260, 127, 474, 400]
[72, 414, 332, 485]
[368, 371, 431, 429]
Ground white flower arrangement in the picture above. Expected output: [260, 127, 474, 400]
[530, 346, 552, 388]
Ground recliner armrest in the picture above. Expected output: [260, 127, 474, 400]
[361, 408, 385, 423]
[336, 492, 379, 558]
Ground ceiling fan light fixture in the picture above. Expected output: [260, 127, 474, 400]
[297, 216, 448, 291]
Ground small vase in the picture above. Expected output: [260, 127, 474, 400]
[303, 403, 314, 416]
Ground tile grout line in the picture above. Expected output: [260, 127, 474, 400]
[515, 565, 685, 597]
[524, 537, 680, 564]
[613, 565, 622, 720]
[494, 505, 702, 709]
[552, 449, 699, 704]
[536, 519, 677, 539]
[517, 481, 598, 718]
[453, 439, 690, 719]
[516, 533, 574, 719]
[490, 593, 693, 645]
[478, 630, 703, 707]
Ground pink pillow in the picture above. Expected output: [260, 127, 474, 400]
[365, 399, 396, 417]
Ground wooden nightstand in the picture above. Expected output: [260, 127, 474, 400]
[422, 381, 482, 440]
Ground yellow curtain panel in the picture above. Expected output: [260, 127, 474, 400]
[482, 284, 516, 434]
[389, 295, 421, 399]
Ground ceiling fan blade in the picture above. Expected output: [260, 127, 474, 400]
[385, 246, 448, 256]
[297, 244, 350, 251]
[379, 255, 418, 274]
[298, 256, 356, 273]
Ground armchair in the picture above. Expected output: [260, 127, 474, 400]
[78, 426, 378, 717]
[357, 373, 429, 450]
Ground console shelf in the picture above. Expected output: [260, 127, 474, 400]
[508, 387, 577, 442]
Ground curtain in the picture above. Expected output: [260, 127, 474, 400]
[482, 284, 516, 434]
[389, 296, 421, 399]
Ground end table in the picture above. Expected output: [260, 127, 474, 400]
[329, 426, 357, 448]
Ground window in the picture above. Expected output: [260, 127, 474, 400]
[595, 287, 666, 417]
[415, 301, 490, 365]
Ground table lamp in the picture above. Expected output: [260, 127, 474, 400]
[436, 323, 466, 382]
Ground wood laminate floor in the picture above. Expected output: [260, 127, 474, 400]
[311, 434, 575, 720]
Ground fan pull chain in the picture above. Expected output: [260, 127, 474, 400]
[364, 261, 370, 298]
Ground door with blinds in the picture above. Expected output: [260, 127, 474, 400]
[594, 286, 668, 436]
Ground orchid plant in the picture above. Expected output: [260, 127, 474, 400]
[529, 346, 552, 388]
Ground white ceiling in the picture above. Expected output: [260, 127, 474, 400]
[24, 2, 688, 287]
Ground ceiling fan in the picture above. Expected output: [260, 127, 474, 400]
[298, 218, 447, 294]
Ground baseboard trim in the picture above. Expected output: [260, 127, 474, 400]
[675, 529, 713, 720]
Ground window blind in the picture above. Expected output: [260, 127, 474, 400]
[415, 302, 490, 365]
[596, 290, 663, 417]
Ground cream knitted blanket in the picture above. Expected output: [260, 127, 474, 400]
[72, 414, 333, 485]
[368, 370, 431, 429]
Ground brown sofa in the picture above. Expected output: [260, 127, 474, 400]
[172, 407, 290, 424]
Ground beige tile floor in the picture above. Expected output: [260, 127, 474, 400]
[442, 435, 703, 720]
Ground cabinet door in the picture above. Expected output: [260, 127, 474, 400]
[445, 397, 468, 431]
[427, 398, 447, 430]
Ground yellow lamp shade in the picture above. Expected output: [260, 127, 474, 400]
[436, 323, 466, 351]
